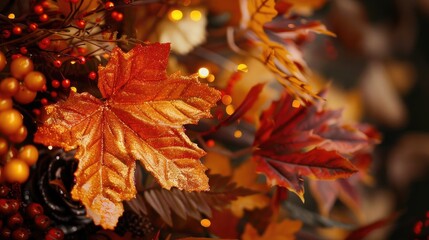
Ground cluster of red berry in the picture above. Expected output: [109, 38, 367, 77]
[0, 184, 64, 240]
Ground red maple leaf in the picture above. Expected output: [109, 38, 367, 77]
[253, 91, 377, 201]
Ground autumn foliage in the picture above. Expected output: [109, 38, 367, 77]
[34, 43, 221, 229]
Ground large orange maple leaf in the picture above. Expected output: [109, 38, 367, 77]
[34, 43, 221, 229]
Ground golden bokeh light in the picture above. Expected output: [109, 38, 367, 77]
[237, 63, 248, 73]
[226, 104, 235, 115]
[292, 99, 301, 108]
[198, 67, 210, 78]
[234, 130, 242, 138]
[190, 10, 202, 21]
[200, 218, 211, 228]
[169, 9, 183, 21]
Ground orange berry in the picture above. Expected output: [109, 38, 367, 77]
[18, 145, 38, 166]
[3, 158, 29, 183]
[24, 71, 46, 91]
[0, 77, 19, 97]
[10, 57, 34, 80]
[0, 96, 13, 111]
[0, 109, 23, 135]
[8, 125, 27, 143]
[13, 84, 37, 104]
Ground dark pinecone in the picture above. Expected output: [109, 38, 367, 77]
[115, 211, 154, 238]
[23, 149, 93, 236]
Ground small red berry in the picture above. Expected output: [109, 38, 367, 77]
[77, 47, 87, 55]
[41, 1, 49, 8]
[2, 30, 11, 38]
[0, 227, 11, 239]
[11, 227, 29, 240]
[61, 79, 70, 88]
[34, 5, 44, 15]
[51, 80, 60, 88]
[115, 13, 123, 22]
[111, 11, 118, 19]
[0, 199, 12, 215]
[50, 91, 58, 98]
[11, 54, 22, 60]
[41, 37, 51, 46]
[105, 1, 114, 10]
[28, 23, 38, 32]
[8, 200, 20, 214]
[40, 98, 48, 105]
[88, 71, 97, 80]
[12, 26, 22, 35]
[206, 139, 215, 147]
[75, 19, 85, 29]
[38, 42, 47, 50]
[32, 109, 41, 116]
[45, 228, 64, 240]
[0, 185, 10, 197]
[26, 203, 44, 219]
[7, 212, 23, 229]
[53, 60, 62, 68]
[38, 37, 51, 50]
[39, 14, 48, 22]
[20, 47, 28, 55]
[77, 56, 86, 64]
[35, 215, 51, 230]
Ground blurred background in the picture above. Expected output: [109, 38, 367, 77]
[304, 0, 429, 239]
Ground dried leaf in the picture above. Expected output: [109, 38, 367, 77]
[243, 0, 278, 33]
[34, 43, 221, 229]
[254, 149, 357, 200]
[241, 219, 302, 240]
[132, 174, 255, 226]
[253, 90, 374, 201]
[240, 0, 320, 102]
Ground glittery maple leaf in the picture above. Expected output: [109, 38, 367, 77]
[34, 43, 221, 229]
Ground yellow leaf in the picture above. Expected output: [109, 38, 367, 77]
[244, 0, 277, 34]
[241, 0, 319, 103]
